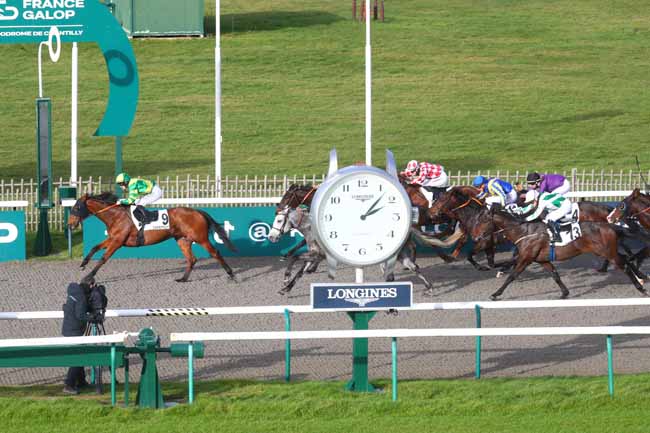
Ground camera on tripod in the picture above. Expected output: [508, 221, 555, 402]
[88, 284, 108, 323]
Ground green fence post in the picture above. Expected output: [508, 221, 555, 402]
[607, 335, 614, 397]
[391, 337, 398, 402]
[110, 345, 116, 406]
[284, 308, 291, 382]
[345, 311, 376, 392]
[188, 342, 194, 404]
[124, 356, 129, 407]
[475, 304, 482, 379]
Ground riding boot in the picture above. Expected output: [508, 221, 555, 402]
[547, 221, 561, 243]
[134, 205, 147, 246]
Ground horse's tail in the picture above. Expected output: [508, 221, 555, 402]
[197, 210, 238, 253]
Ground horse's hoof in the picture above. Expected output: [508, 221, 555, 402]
[489, 294, 499, 301]
[279, 255, 288, 262]
[596, 268, 608, 273]
[560, 293, 569, 299]
[496, 271, 504, 279]
[277, 290, 286, 296]
[228, 274, 238, 283]
[423, 289, 434, 297]
[176, 278, 188, 283]
[80, 265, 86, 270]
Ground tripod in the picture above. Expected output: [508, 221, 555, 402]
[84, 319, 106, 394]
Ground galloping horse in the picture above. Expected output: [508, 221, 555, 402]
[428, 186, 513, 272]
[606, 188, 650, 272]
[68, 193, 237, 282]
[471, 206, 646, 300]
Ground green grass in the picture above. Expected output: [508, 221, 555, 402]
[24, 230, 84, 260]
[1, 0, 649, 180]
[1, 376, 650, 432]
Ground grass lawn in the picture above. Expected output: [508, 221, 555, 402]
[1, 0, 649, 181]
[1, 376, 650, 433]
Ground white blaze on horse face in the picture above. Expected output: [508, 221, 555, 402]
[268, 212, 288, 243]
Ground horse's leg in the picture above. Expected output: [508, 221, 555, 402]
[281, 239, 306, 262]
[596, 259, 610, 273]
[196, 239, 236, 281]
[80, 239, 110, 270]
[283, 255, 299, 286]
[467, 251, 490, 271]
[175, 238, 197, 283]
[612, 253, 647, 295]
[281, 262, 309, 294]
[83, 240, 123, 280]
[490, 258, 531, 301]
[631, 246, 650, 280]
[540, 262, 570, 299]
[400, 254, 434, 294]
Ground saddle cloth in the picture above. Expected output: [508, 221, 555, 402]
[129, 207, 170, 231]
[547, 203, 581, 246]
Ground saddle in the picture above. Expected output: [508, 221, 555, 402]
[133, 206, 159, 225]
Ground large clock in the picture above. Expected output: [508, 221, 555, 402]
[310, 151, 412, 272]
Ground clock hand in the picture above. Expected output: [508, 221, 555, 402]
[360, 194, 384, 220]
[363, 206, 385, 219]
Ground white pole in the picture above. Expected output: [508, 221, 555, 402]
[37, 42, 45, 98]
[355, 268, 364, 284]
[364, 0, 372, 166]
[215, 0, 222, 195]
[71, 42, 78, 186]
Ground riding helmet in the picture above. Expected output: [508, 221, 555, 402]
[526, 172, 542, 184]
[115, 173, 130, 185]
[471, 175, 486, 188]
[405, 160, 419, 175]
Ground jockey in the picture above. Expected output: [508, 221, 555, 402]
[526, 172, 571, 196]
[401, 160, 449, 201]
[115, 173, 163, 245]
[515, 189, 572, 243]
[472, 176, 517, 209]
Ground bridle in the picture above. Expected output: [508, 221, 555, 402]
[277, 187, 317, 214]
[70, 198, 120, 220]
[450, 197, 483, 213]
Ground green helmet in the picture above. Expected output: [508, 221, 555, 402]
[115, 173, 130, 185]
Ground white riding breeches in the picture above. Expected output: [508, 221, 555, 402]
[543, 199, 572, 223]
[550, 179, 571, 195]
[135, 185, 163, 206]
[485, 189, 517, 209]
[420, 172, 449, 188]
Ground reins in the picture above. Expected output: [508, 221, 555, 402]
[631, 205, 650, 219]
[93, 203, 120, 215]
[450, 197, 483, 213]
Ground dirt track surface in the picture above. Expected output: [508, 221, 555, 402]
[1, 253, 650, 386]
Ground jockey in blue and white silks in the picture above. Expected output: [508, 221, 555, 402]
[472, 176, 517, 209]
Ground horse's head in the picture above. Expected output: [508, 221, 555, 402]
[428, 187, 481, 220]
[471, 205, 502, 243]
[67, 192, 119, 229]
[268, 206, 309, 243]
[277, 184, 316, 214]
[607, 188, 650, 223]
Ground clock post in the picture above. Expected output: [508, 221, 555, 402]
[310, 149, 413, 393]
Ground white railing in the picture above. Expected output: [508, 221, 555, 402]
[0, 200, 28, 208]
[0, 332, 130, 348]
[2, 169, 649, 231]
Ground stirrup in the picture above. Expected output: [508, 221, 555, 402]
[136, 226, 145, 247]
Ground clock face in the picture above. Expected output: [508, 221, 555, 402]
[314, 168, 411, 266]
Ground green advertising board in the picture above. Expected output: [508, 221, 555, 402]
[82, 207, 306, 259]
[0, 211, 26, 261]
[0, 0, 139, 136]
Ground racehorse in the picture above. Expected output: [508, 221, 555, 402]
[471, 206, 646, 300]
[606, 188, 650, 272]
[427, 186, 513, 272]
[67, 193, 237, 283]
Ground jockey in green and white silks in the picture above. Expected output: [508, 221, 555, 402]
[115, 173, 163, 246]
[115, 173, 162, 207]
[513, 189, 572, 243]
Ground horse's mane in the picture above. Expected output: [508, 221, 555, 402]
[89, 192, 119, 204]
[288, 184, 314, 192]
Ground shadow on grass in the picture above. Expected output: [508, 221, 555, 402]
[205, 11, 344, 35]
[539, 109, 626, 125]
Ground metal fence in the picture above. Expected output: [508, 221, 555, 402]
[1, 169, 649, 231]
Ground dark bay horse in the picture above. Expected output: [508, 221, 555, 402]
[471, 207, 646, 300]
[607, 188, 650, 272]
[68, 193, 237, 282]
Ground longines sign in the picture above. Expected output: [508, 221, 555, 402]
[311, 282, 412, 311]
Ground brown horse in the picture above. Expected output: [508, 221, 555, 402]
[68, 193, 237, 283]
[606, 188, 650, 272]
[471, 206, 646, 300]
